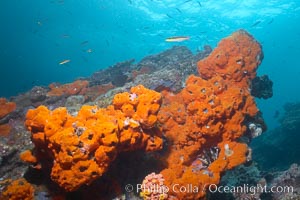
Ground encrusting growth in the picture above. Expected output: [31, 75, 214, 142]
[141, 30, 264, 199]
[24, 85, 163, 191]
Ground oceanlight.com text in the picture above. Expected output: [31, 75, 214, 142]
[208, 183, 294, 195]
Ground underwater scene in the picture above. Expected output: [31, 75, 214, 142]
[1, 0, 300, 199]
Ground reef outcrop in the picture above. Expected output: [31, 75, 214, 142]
[17, 29, 269, 199]
[141, 30, 265, 199]
[24, 85, 163, 191]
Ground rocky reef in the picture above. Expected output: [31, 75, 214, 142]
[207, 101, 300, 200]
[252, 101, 300, 170]
[207, 161, 300, 200]
[0, 30, 277, 200]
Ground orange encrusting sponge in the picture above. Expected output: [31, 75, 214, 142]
[0, 179, 34, 200]
[0, 98, 16, 137]
[151, 30, 262, 199]
[24, 85, 163, 192]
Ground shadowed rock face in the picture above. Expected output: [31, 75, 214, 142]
[251, 75, 273, 99]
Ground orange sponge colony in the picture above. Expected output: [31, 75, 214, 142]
[0, 98, 16, 118]
[198, 29, 263, 83]
[154, 30, 263, 199]
[0, 179, 34, 200]
[25, 85, 163, 192]
[0, 98, 16, 137]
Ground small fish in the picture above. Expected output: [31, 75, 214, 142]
[166, 14, 173, 19]
[61, 34, 70, 38]
[165, 36, 190, 42]
[197, 1, 202, 7]
[183, 0, 192, 4]
[267, 18, 274, 24]
[59, 59, 71, 65]
[175, 8, 182, 13]
[80, 41, 89, 46]
[86, 49, 93, 53]
[251, 20, 261, 27]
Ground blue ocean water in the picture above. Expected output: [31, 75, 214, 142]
[1, 0, 300, 131]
